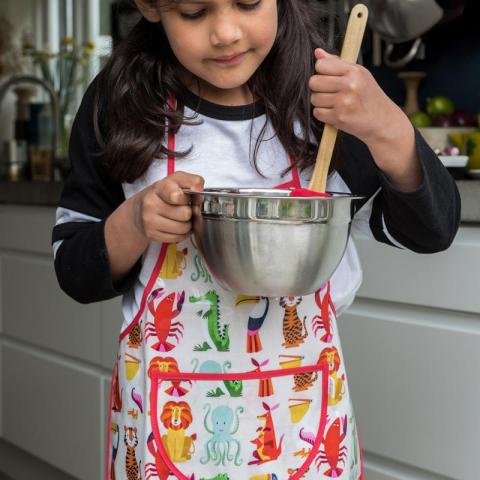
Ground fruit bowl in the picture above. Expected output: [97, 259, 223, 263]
[418, 127, 476, 154]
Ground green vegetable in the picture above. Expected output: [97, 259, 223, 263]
[426, 96, 455, 116]
[408, 111, 432, 128]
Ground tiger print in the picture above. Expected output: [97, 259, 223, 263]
[124, 426, 141, 480]
[110, 423, 120, 480]
[293, 371, 318, 391]
[279, 296, 308, 348]
[128, 322, 143, 349]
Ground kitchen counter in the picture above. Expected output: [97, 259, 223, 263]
[0, 181, 62, 206]
[1, 178, 479, 222]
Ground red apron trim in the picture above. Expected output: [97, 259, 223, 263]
[357, 429, 365, 480]
[150, 361, 329, 480]
[119, 243, 169, 341]
[104, 365, 117, 480]
[151, 362, 327, 382]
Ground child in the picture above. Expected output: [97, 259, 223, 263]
[52, 1, 460, 479]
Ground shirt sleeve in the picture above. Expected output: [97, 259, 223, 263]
[337, 128, 461, 253]
[52, 78, 141, 304]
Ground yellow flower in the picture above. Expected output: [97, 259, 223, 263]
[84, 41, 95, 55]
[62, 36, 74, 46]
[39, 49, 54, 59]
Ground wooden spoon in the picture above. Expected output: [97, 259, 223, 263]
[307, 3, 369, 194]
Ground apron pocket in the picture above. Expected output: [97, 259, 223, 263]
[149, 362, 329, 480]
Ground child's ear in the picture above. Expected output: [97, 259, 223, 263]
[133, 0, 162, 23]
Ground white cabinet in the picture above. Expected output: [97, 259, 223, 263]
[2, 255, 101, 362]
[2, 344, 103, 480]
[0, 205, 121, 480]
[339, 228, 480, 479]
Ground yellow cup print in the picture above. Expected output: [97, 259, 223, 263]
[125, 353, 141, 381]
[159, 243, 187, 279]
[250, 475, 278, 480]
[288, 398, 312, 424]
[279, 354, 303, 369]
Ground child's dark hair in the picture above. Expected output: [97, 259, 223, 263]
[95, 0, 333, 183]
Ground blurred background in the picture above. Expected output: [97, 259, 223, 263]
[0, 1, 479, 479]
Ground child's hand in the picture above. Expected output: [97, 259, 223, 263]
[133, 171, 204, 244]
[309, 48, 423, 191]
[309, 48, 406, 146]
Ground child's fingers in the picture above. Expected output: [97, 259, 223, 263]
[154, 173, 204, 205]
[308, 75, 342, 94]
[310, 92, 337, 109]
[154, 215, 192, 236]
[313, 106, 335, 124]
[158, 202, 193, 223]
[152, 180, 185, 205]
[314, 47, 331, 60]
[314, 49, 350, 76]
[171, 171, 205, 191]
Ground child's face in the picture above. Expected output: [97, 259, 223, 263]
[138, 0, 278, 103]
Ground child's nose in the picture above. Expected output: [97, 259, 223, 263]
[210, 14, 242, 47]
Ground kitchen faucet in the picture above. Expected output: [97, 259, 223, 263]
[0, 74, 60, 160]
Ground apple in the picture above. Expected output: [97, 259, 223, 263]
[426, 96, 455, 116]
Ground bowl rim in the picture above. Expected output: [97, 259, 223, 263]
[184, 188, 365, 200]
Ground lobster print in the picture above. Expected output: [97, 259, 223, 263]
[311, 283, 336, 343]
[145, 289, 185, 352]
[145, 432, 170, 480]
[297, 415, 348, 477]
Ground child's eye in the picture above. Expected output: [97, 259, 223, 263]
[238, 0, 261, 10]
[178, 0, 261, 20]
[179, 9, 206, 20]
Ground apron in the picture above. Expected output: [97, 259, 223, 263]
[106, 124, 364, 480]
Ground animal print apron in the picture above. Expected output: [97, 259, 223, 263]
[106, 127, 364, 480]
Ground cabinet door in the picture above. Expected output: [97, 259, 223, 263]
[353, 228, 480, 314]
[2, 255, 101, 363]
[2, 344, 103, 480]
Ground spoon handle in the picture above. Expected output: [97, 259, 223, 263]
[308, 3, 369, 193]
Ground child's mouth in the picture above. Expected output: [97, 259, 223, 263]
[211, 51, 246, 65]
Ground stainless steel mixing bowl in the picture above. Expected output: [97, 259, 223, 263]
[187, 188, 363, 297]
